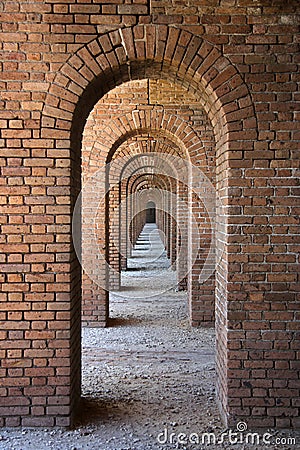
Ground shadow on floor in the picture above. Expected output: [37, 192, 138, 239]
[108, 316, 143, 327]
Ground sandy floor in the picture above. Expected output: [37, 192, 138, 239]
[0, 225, 298, 449]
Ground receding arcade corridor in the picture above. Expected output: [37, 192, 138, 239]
[80, 221, 217, 448]
[0, 0, 299, 438]
[119, 222, 174, 295]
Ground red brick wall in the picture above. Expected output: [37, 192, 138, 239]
[0, 0, 299, 429]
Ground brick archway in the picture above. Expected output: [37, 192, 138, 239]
[86, 109, 207, 169]
[44, 25, 255, 150]
[118, 156, 180, 275]
[1, 24, 260, 428]
[80, 78, 216, 323]
[43, 25, 256, 428]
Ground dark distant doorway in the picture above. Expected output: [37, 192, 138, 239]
[146, 201, 156, 223]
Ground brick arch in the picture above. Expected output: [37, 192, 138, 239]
[107, 147, 181, 278]
[128, 172, 172, 239]
[114, 138, 186, 162]
[132, 177, 167, 197]
[129, 172, 172, 195]
[100, 131, 195, 293]
[119, 169, 174, 269]
[121, 161, 177, 216]
[107, 147, 188, 290]
[110, 138, 192, 216]
[127, 174, 171, 249]
[41, 24, 257, 429]
[123, 160, 181, 183]
[128, 173, 176, 267]
[87, 109, 208, 169]
[43, 24, 256, 152]
[111, 146, 188, 183]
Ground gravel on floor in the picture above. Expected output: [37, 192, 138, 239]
[1, 225, 298, 450]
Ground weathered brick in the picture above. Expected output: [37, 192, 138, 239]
[0, 0, 298, 432]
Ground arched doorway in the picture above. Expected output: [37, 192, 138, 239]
[41, 25, 257, 428]
[146, 201, 156, 224]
